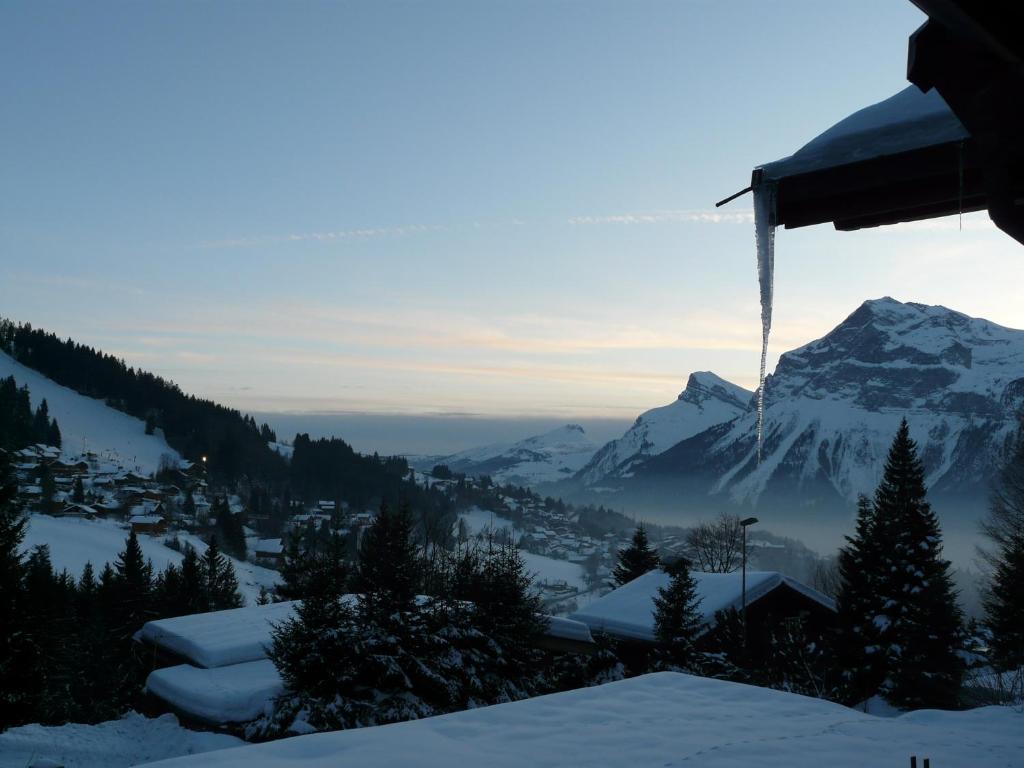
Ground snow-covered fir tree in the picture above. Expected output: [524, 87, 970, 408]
[652, 558, 704, 670]
[871, 420, 964, 709]
[833, 495, 888, 705]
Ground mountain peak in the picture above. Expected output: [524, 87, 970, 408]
[679, 371, 752, 410]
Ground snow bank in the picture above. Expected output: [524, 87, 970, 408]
[571, 570, 834, 641]
[146, 660, 283, 724]
[0, 711, 241, 768]
[0, 350, 179, 474]
[138, 672, 1024, 768]
[140, 601, 299, 669]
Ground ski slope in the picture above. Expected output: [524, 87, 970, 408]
[0, 350, 179, 474]
[22, 515, 280, 605]
[140, 672, 1023, 768]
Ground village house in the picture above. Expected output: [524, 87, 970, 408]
[571, 569, 837, 665]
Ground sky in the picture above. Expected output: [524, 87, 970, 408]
[2, 1, 1022, 454]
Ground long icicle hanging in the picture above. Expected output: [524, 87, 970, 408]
[753, 182, 777, 466]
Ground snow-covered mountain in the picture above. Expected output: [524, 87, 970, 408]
[434, 424, 598, 487]
[623, 298, 1024, 521]
[0, 349, 179, 474]
[577, 372, 751, 487]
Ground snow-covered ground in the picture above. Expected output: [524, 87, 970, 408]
[0, 350, 179, 474]
[0, 712, 242, 768]
[22, 515, 280, 605]
[140, 672, 1024, 768]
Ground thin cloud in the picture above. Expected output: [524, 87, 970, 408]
[198, 223, 443, 249]
[568, 209, 754, 226]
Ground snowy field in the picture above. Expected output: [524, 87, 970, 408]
[0, 350, 179, 474]
[22, 515, 281, 605]
[140, 672, 1023, 768]
[0, 712, 241, 768]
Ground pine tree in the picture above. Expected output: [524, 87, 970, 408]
[111, 530, 154, 639]
[612, 525, 660, 587]
[653, 558, 704, 669]
[475, 540, 546, 655]
[0, 469, 43, 728]
[38, 463, 57, 515]
[203, 537, 244, 611]
[981, 415, 1024, 671]
[276, 529, 311, 600]
[833, 495, 888, 705]
[873, 420, 964, 709]
[47, 418, 61, 449]
[72, 476, 86, 504]
[352, 502, 421, 627]
[32, 399, 50, 444]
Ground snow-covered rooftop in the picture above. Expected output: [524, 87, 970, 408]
[138, 672, 1024, 768]
[571, 570, 835, 642]
[147, 660, 283, 725]
[141, 599, 593, 670]
[760, 86, 968, 181]
[140, 601, 300, 669]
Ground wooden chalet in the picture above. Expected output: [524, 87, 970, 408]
[130, 513, 169, 536]
[571, 570, 837, 665]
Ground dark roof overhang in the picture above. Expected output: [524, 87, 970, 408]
[731, 0, 1024, 245]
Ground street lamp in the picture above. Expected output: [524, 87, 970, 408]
[740, 516, 758, 653]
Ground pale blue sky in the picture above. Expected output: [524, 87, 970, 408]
[2, 1, 1022, 451]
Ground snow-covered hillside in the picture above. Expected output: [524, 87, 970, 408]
[140, 672, 1023, 768]
[23, 515, 280, 605]
[437, 424, 598, 487]
[0, 350, 179, 474]
[578, 371, 751, 487]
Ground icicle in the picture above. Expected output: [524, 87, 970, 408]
[753, 182, 776, 466]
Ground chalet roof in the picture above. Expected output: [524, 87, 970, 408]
[570, 570, 835, 643]
[140, 598, 594, 670]
[760, 87, 967, 182]
[129, 514, 165, 525]
[734, 1, 1024, 242]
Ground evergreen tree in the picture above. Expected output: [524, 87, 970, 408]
[32, 399, 50, 444]
[611, 525, 660, 587]
[833, 495, 888, 705]
[0, 468, 43, 728]
[873, 420, 964, 709]
[47, 418, 61, 448]
[72, 476, 85, 504]
[352, 503, 421, 627]
[213, 497, 247, 560]
[981, 415, 1024, 671]
[474, 540, 546, 656]
[276, 530, 312, 601]
[652, 558, 704, 669]
[38, 463, 57, 515]
[203, 537, 244, 611]
[111, 530, 154, 640]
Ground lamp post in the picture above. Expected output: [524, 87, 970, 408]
[740, 516, 759, 653]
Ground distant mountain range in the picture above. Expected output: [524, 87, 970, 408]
[417, 424, 598, 487]
[440, 298, 1024, 525]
